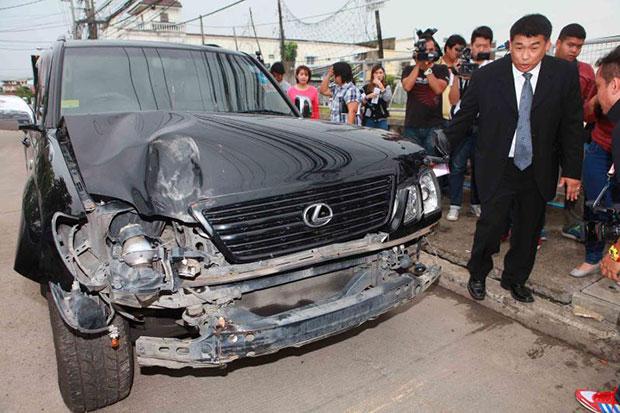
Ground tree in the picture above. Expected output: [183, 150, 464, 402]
[282, 41, 298, 83]
[282, 41, 297, 64]
[15, 85, 33, 103]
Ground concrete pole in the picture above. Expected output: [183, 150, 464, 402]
[232, 26, 239, 51]
[375, 10, 384, 59]
[199, 15, 205, 45]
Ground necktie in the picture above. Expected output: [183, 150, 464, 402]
[514, 72, 533, 170]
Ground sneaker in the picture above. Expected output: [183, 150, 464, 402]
[446, 206, 460, 221]
[562, 223, 585, 243]
[537, 237, 542, 251]
[575, 388, 620, 413]
[470, 204, 481, 218]
[539, 228, 548, 241]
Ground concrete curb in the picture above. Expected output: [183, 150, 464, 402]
[421, 251, 620, 362]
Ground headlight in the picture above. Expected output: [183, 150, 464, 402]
[403, 185, 421, 224]
[420, 169, 441, 215]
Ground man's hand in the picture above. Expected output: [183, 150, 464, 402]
[601, 253, 620, 282]
[418, 60, 432, 72]
[558, 177, 581, 201]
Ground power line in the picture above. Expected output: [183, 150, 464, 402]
[0, 0, 44, 11]
[0, 23, 68, 33]
[186, 2, 376, 30]
[107, 0, 166, 35]
[178, 0, 247, 25]
[0, 46, 45, 51]
[0, 39, 53, 43]
[0, 11, 66, 20]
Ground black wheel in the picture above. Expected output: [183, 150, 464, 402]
[47, 290, 134, 412]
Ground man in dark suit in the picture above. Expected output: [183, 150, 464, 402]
[445, 14, 583, 302]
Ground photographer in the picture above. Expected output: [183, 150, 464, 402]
[401, 32, 450, 154]
[574, 46, 620, 413]
[445, 26, 494, 221]
[439, 34, 467, 122]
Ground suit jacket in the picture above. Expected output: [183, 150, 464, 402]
[446, 54, 583, 202]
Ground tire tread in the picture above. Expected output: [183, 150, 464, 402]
[47, 291, 133, 412]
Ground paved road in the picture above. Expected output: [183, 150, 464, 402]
[0, 131, 618, 413]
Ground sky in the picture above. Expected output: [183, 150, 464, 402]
[0, 0, 618, 79]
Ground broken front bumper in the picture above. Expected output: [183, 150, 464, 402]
[136, 264, 440, 369]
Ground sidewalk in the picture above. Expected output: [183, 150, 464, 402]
[425, 193, 620, 361]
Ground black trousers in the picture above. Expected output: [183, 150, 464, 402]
[467, 163, 546, 285]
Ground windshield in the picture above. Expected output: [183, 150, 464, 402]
[60, 46, 294, 116]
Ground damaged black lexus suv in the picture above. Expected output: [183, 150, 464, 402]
[4, 39, 442, 411]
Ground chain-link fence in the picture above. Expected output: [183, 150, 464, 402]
[563, 36, 620, 66]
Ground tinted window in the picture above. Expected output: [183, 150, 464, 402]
[60, 46, 293, 116]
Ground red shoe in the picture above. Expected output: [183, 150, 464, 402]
[537, 237, 543, 251]
[575, 388, 620, 412]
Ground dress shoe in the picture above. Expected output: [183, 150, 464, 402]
[467, 278, 486, 300]
[500, 279, 534, 303]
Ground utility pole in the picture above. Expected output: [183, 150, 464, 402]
[199, 15, 205, 45]
[249, 8, 262, 57]
[375, 9, 384, 59]
[86, 0, 98, 39]
[232, 26, 239, 51]
[277, 0, 285, 62]
[61, 0, 81, 39]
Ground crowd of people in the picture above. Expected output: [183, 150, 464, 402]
[268, 16, 618, 283]
[268, 13, 620, 413]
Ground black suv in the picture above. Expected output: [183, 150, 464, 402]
[2, 39, 441, 411]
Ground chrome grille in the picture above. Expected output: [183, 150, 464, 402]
[201, 175, 394, 263]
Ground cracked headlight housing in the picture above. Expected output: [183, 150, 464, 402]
[419, 168, 441, 216]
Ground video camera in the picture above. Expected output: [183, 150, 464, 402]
[413, 28, 440, 62]
[585, 171, 620, 243]
[457, 48, 491, 77]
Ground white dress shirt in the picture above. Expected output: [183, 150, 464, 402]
[508, 61, 541, 157]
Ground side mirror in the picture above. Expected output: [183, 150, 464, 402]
[19, 123, 43, 132]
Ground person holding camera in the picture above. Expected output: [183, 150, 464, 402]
[445, 26, 494, 221]
[401, 33, 450, 154]
[443, 14, 583, 303]
[574, 46, 620, 413]
[320, 61, 361, 125]
[361, 64, 392, 130]
[439, 34, 467, 123]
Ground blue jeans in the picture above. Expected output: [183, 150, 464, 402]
[583, 142, 616, 264]
[403, 126, 439, 156]
[364, 118, 389, 130]
[449, 131, 480, 207]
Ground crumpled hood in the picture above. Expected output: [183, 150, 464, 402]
[63, 111, 424, 222]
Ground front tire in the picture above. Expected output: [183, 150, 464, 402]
[47, 290, 134, 412]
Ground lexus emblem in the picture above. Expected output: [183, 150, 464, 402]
[303, 203, 333, 228]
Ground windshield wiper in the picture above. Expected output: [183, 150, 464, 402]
[236, 109, 291, 116]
